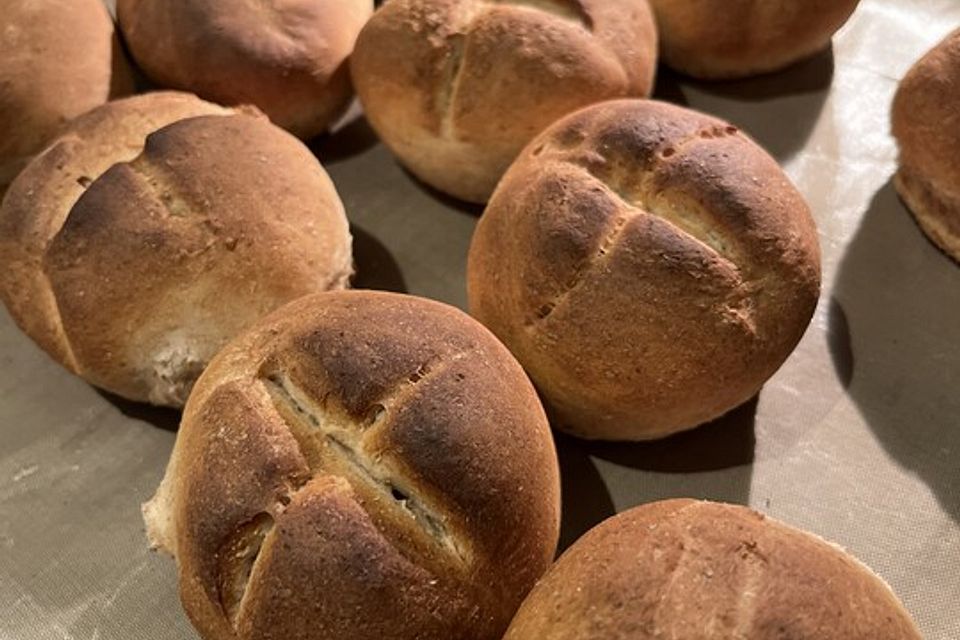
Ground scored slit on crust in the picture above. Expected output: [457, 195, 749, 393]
[487, 0, 592, 28]
[214, 357, 476, 628]
[218, 512, 275, 624]
[435, 0, 592, 140]
[527, 124, 754, 329]
[259, 363, 471, 554]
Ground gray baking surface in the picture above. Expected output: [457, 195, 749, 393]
[2, 0, 959, 637]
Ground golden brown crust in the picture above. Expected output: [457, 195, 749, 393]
[117, 0, 373, 138]
[0, 92, 233, 372]
[467, 99, 821, 440]
[503, 500, 922, 640]
[0, 101, 352, 407]
[892, 28, 960, 263]
[351, 0, 658, 203]
[47, 114, 352, 405]
[649, 0, 861, 79]
[0, 0, 134, 187]
[144, 290, 561, 640]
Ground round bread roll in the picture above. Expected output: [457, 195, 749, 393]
[504, 500, 922, 640]
[892, 28, 960, 264]
[467, 100, 821, 441]
[0, 0, 134, 189]
[648, 0, 860, 79]
[0, 92, 234, 379]
[116, 0, 373, 139]
[143, 290, 561, 640]
[0, 97, 352, 407]
[351, 0, 658, 203]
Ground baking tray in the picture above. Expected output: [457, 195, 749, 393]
[1, 0, 958, 637]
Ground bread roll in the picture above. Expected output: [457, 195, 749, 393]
[892, 28, 960, 264]
[0, 0, 134, 189]
[504, 500, 922, 640]
[143, 290, 561, 640]
[351, 0, 658, 203]
[0, 98, 352, 406]
[116, 0, 373, 139]
[1, 92, 233, 378]
[649, 0, 860, 79]
[467, 99, 820, 440]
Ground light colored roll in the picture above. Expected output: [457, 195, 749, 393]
[143, 290, 561, 640]
[649, 0, 861, 79]
[0, 95, 352, 406]
[0, 0, 134, 188]
[351, 0, 658, 203]
[504, 500, 922, 640]
[892, 28, 960, 264]
[467, 99, 821, 440]
[117, 0, 373, 138]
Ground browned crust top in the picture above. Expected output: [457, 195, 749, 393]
[354, 0, 657, 136]
[117, 0, 373, 137]
[467, 99, 820, 438]
[504, 499, 922, 640]
[649, 0, 861, 78]
[38, 113, 351, 405]
[156, 291, 560, 640]
[0, 92, 233, 373]
[350, 0, 657, 201]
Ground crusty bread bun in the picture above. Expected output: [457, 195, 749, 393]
[143, 290, 561, 640]
[351, 0, 658, 203]
[0, 0, 134, 189]
[504, 500, 922, 640]
[0, 96, 352, 407]
[467, 99, 820, 441]
[649, 0, 860, 79]
[892, 28, 960, 264]
[0, 92, 234, 378]
[116, 0, 372, 139]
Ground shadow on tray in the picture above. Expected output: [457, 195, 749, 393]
[660, 46, 834, 162]
[312, 113, 381, 165]
[401, 166, 486, 217]
[831, 179, 960, 521]
[554, 433, 616, 552]
[652, 68, 690, 106]
[553, 395, 758, 550]
[351, 225, 409, 293]
[581, 395, 758, 472]
[96, 389, 181, 433]
[684, 46, 836, 101]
